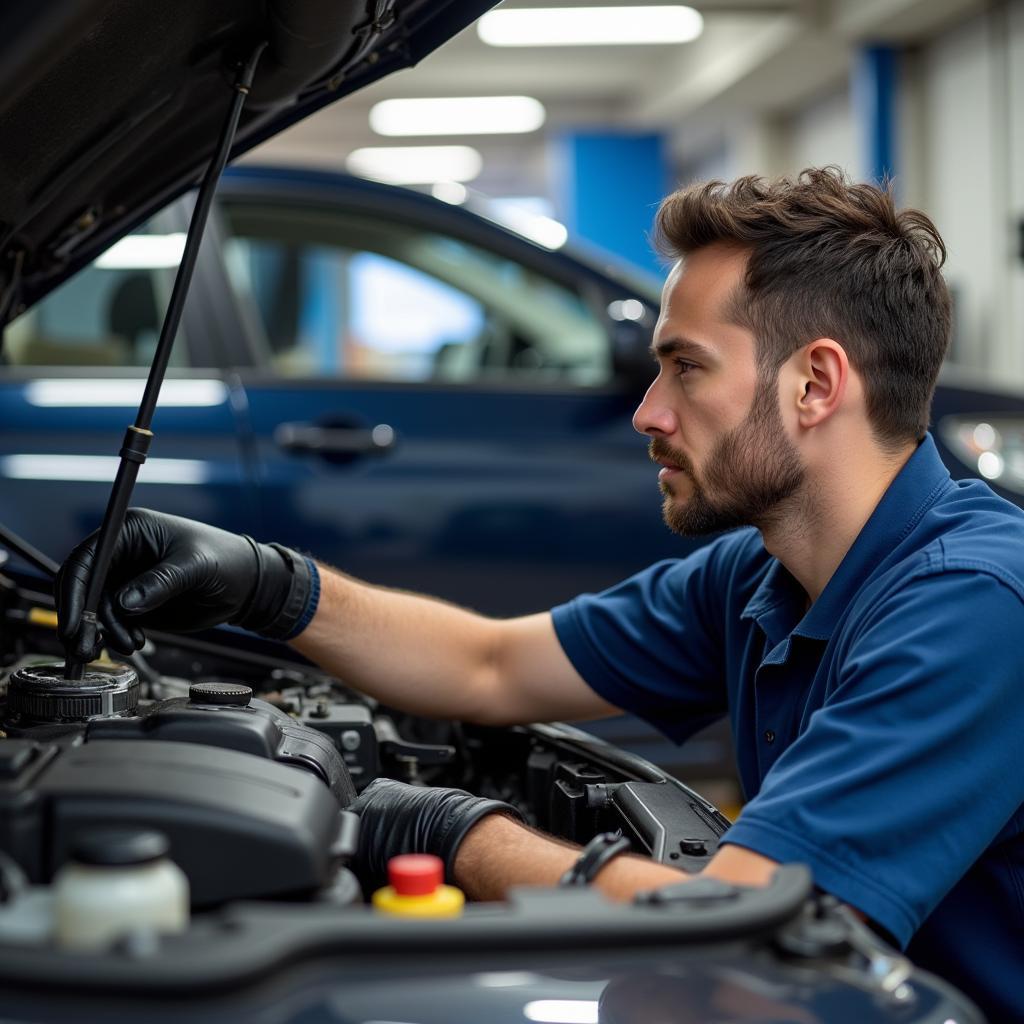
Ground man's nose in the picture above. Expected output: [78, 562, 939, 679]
[632, 379, 677, 437]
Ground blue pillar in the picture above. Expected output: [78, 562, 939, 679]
[852, 46, 898, 185]
[555, 132, 669, 277]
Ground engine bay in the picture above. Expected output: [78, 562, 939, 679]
[0, 564, 731, 914]
[0, 561, 980, 1024]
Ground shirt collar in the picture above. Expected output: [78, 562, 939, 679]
[741, 432, 953, 643]
[740, 557, 806, 649]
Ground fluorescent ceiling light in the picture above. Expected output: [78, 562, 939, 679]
[371, 96, 545, 137]
[25, 379, 227, 408]
[346, 146, 483, 185]
[478, 6, 703, 46]
[1, 455, 210, 485]
[95, 232, 187, 269]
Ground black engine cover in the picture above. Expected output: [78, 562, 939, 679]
[87, 694, 357, 806]
[0, 739, 352, 907]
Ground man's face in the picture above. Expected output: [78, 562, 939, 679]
[633, 245, 805, 536]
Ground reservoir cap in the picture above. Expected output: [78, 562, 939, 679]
[189, 681, 253, 706]
[388, 854, 443, 896]
[72, 828, 169, 867]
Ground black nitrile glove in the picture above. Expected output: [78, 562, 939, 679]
[57, 508, 316, 661]
[349, 778, 524, 891]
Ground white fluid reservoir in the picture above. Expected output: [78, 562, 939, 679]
[53, 829, 189, 951]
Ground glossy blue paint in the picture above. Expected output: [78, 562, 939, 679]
[237, 377, 700, 617]
[319, 954, 961, 1024]
[0, 375, 255, 564]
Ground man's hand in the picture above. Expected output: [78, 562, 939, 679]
[56, 508, 315, 660]
[347, 778, 524, 891]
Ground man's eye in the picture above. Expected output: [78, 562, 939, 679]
[673, 359, 697, 377]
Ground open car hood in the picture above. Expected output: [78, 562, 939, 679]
[0, 0, 494, 324]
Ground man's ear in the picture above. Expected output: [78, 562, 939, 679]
[794, 339, 848, 428]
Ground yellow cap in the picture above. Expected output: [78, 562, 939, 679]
[27, 608, 59, 629]
[372, 882, 465, 917]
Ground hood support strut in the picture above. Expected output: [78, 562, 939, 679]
[63, 41, 267, 681]
[0, 249, 25, 341]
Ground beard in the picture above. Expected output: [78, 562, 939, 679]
[650, 375, 805, 537]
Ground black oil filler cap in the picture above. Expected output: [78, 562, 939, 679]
[189, 682, 253, 707]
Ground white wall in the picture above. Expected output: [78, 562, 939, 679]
[676, 140, 734, 186]
[1008, 0, 1024, 386]
[676, 90, 856, 187]
[921, 9, 1005, 374]
[914, 0, 1024, 383]
[785, 88, 857, 179]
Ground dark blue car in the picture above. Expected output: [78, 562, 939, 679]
[0, 166, 680, 613]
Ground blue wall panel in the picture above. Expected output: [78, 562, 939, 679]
[852, 45, 898, 186]
[556, 131, 669, 276]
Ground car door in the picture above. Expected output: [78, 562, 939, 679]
[207, 177, 702, 617]
[0, 202, 256, 573]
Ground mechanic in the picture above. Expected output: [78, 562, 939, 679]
[57, 167, 1024, 1019]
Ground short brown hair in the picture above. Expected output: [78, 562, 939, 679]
[654, 167, 951, 449]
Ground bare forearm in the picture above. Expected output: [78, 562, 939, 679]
[454, 817, 781, 902]
[453, 815, 686, 902]
[289, 563, 503, 722]
[289, 563, 616, 727]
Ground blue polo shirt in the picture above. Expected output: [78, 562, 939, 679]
[551, 434, 1024, 1020]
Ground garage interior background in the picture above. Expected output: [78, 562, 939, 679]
[249, 0, 1024, 387]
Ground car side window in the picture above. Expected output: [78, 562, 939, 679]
[218, 203, 612, 386]
[2, 213, 192, 370]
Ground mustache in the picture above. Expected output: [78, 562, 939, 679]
[648, 438, 695, 476]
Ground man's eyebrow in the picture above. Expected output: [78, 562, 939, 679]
[648, 337, 716, 361]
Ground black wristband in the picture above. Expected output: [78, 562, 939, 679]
[559, 830, 631, 887]
[233, 540, 313, 640]
[264, 543, 313, 639]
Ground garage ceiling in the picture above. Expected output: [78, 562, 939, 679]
[247, 0, 986, 196]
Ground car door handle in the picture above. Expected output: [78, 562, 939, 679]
[274, 422, 397, 458]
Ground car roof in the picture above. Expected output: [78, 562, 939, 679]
[0, 0, 495, 323]
[220, 164, 665, 301]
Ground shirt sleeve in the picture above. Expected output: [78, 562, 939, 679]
[722, 567, 1024, 948]
[551, 531, 759, 744]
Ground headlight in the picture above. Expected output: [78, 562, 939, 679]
[938, 416, 1024, 493]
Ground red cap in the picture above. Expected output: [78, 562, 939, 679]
[388, 854, 443, 896]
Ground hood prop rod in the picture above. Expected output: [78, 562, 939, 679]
[63, 42, 267, 681]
